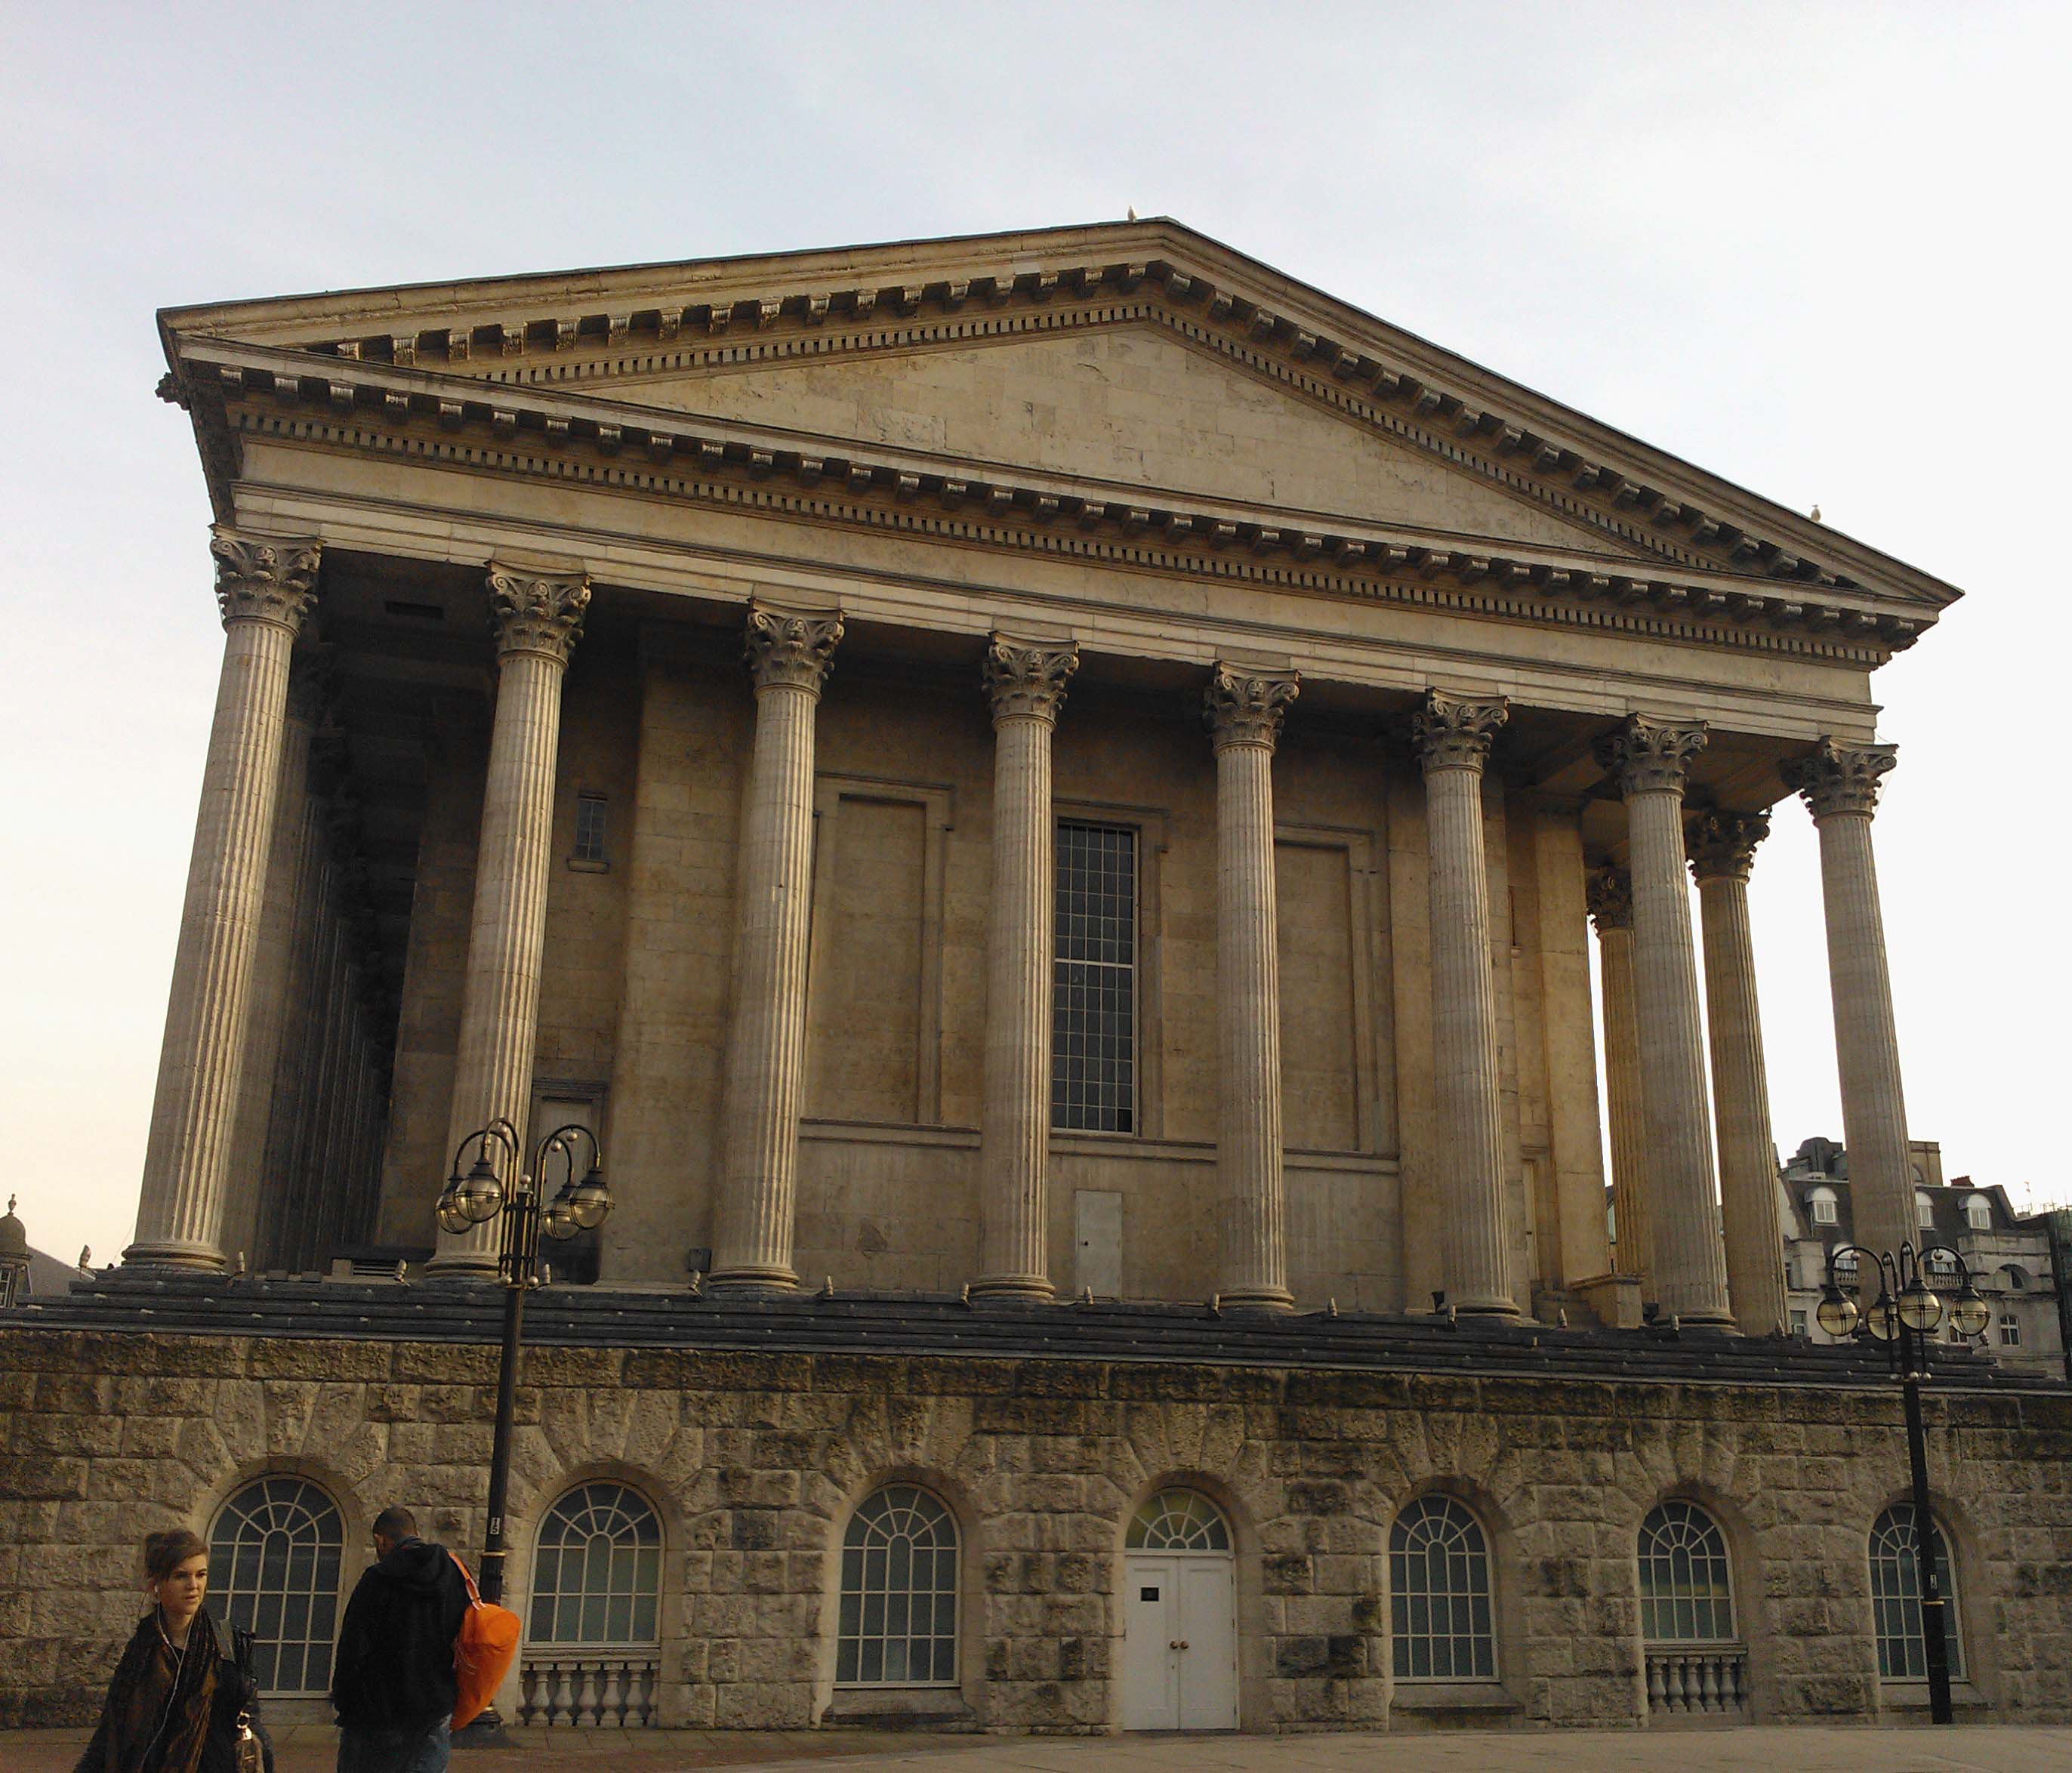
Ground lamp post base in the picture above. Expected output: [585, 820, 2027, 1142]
[452, 1709, 513, 1750]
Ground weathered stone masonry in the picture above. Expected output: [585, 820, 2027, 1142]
[2, 1303, 2068, 1732]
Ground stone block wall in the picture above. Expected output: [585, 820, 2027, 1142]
[2, 1324, 2068, 1732]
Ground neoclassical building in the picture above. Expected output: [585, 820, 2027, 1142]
[5, 222, 2067, 1736]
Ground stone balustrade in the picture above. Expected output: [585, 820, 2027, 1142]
[1645, 1642, 1749, 1719]
[518, 1651, 660, 1727]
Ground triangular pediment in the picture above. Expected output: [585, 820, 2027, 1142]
[581, 322, 1616, 555]
[160, 217, 1963, 617]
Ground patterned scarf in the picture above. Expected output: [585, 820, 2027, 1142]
[85, 1605, 222, 1773]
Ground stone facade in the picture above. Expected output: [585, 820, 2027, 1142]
[2, 1312, 2069, 1732]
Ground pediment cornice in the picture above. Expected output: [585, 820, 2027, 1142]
[160, 333, 1927, 668]
[159, 220, 1960, 618]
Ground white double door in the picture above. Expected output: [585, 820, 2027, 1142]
[1121, 1553, 1237, 1731]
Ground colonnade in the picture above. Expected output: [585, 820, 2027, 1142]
[129, 529, 1923, 1334]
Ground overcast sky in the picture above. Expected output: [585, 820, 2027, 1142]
[2, 2, 2064, 1272]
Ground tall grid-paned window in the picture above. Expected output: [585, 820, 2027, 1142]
[1053, 822, 1136, 1133]
[1389, 1495, 1496, 1681]
[1869, 1504, 1964, 1680]
[573, 792, 608, 864]
[529, 1483, 662, 1646]
[208, 1477, 344, 1695]
[836, 1485, 958, 1686]
[1638, 1501, 1735, 1643]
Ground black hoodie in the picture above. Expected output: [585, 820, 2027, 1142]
[329, 1537, 471, 1733]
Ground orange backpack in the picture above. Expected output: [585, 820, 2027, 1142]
[448, 1552, 521, 1729]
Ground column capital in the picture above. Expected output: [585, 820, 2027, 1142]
[1204, 663, 1299, 751]
[1594, 714, 1707, 797]
[211, 526, 321, 634]
[1782, 738, 1896, 818]
[1586, 865, 1634, 933]
[1687, 808, 1771, 883]
[487, 563, 590, 664]
[982, 636, 1078, 725]
[745, 602, 843, 694]
[1409, 688, 1508, 774]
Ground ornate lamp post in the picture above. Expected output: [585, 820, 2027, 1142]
[1818, 1239, 1990, 1725]
[435, 1119, 612, 1610]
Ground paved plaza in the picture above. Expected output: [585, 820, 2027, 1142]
[10, 1725, 2072, 1773]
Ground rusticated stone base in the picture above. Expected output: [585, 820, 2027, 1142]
[1, 1288, 2068, 1734]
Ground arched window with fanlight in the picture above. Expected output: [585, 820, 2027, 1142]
[836, 1485, 959, 1687]
[1869, 1503, 1964, 1681]
[528, 1483, 663, 1648]
[1638, 1501, 1735, 1644]
[1389, 1495, 1496, 1682]
[208, 1476, 345, 1695]
[1126, 1488, 1232, 1553]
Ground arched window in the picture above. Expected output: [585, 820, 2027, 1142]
[1915, 1192, 1936, 1230]
[528, 1483, 662, 1646]
[1808, 1188, 1838, 1226]
[1965, 1195, 1992, 1231]
[1638, 1502, 1735, 1643]
[2003, 1265, 2030, 1293]
[1389, 1495, 1495, 1681]
[1869, 1504, 1964, 1680]
[1127, 1488, 1231, 1552]
[837, 1485, 958, 1687]
[208, 1477, 345, 1695]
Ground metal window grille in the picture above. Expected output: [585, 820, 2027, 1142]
[529, 1482, 662, 1646]
[208, 1477, 344, 1695]
[1053, 822, 1136, 1133]
[1126, 1489, 1231, 1552]
[836, 1485, 958, 1686]
[1869, 1505, 1964, 1679]
[574, 793, 608, 863]
[1638, 1501, 1736, 1643]
[1389, 1496, 1496, 1681]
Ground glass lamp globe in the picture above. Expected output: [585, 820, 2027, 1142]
[435, 1187, 472, 1236]
[456, 1155, 504, 1226]
[1816, 1283, 1858, 1340]
[567, 1172, 611, 1231]
[1864, 1290, 1901, 1342]
[1950, 1284, 1990, 1340]
[541, 1193, 580, 1241]
[1898, 1278, 1943, 1334]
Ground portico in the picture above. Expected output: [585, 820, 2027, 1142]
[130, 220, 1955, 1331]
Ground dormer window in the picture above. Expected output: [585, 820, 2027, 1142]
[1965, 1195, 1992, 1232]
[1809, 1187, 1838, 1226]
[1915, 1191, 1935, 1230]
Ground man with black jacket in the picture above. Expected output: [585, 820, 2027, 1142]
[331, 1506, 471, 1773]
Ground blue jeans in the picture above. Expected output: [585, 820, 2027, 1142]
[337, 1717, 450, 1773]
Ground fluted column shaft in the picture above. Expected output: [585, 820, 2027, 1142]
[131, 529, 322, 1269]
[1412, 691, 1518, 1316]
[1690, 813, 1790, 1335]
[1786, 742, 1912, 1263]
[1588, 869, 1654, 1294]
[1596, 717, 1733, 1327]
[1206, 664, 1299, 1310]
[430, 566, 590, 1274]
[973, 639, 1078, 1300]
[711, 605, 843, 1291]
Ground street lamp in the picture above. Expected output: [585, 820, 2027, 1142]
[1819, 1238, 1989, 1726]
[435, 1118, 613, 1614]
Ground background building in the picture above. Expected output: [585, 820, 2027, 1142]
[3, 222, 2067, 1735]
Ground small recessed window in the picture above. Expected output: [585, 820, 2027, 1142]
[572, 793, 608, 868]
[2000, 1313, 2021, 1348]
[1790, 1309, 1808, 1339]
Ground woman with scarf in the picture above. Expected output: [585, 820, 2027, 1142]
[76, 1528, 274, 1773]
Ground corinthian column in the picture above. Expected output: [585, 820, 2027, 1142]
[130, 529, 323, 1268]
[1783, 740, 1913, 1264]
[973, 637, 1078, 1300]
[1594, 717, 1733, 1327]
[429, 564, 590, 1275]
[1204, 663, 1299, 1311]
[1688, 812, 1790, 1335]
[709, 603, 843, 1292]
[1586, 868, 1654, 1296]
[1411, 689, 1519, 1318]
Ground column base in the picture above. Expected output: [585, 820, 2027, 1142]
[423, 1251, 501, 1281]
[1451, 1294, 1524, 1319]
[967, 1275, 1056, 1303]
[708, 1264, 800, 1294]
[121, 1240, 225, 1272]
[1216, 1284, 1294, 1313]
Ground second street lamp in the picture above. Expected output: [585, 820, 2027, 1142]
[1819, 1238, 1989, 1726]
[436, 1118, 613, 1620]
